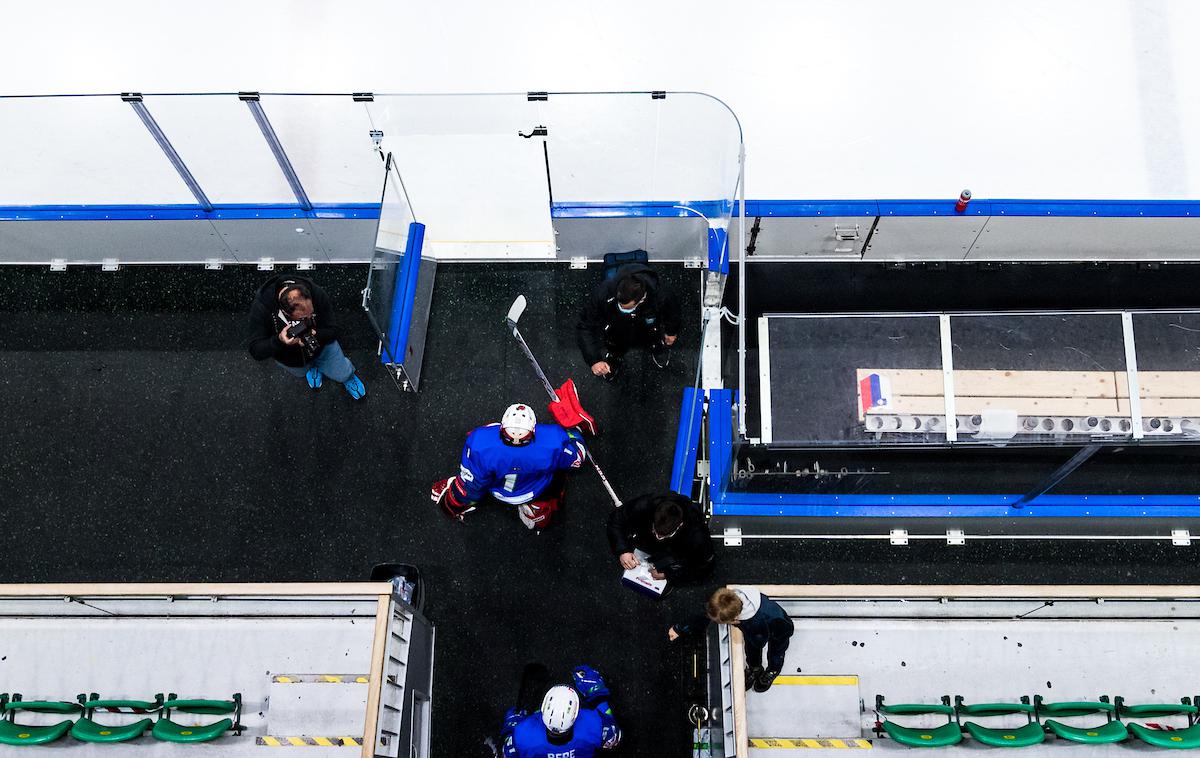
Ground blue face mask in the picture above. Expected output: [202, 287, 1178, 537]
[618, 303, 638, 315]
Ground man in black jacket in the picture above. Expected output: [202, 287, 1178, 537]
[606, 492, 714, 584]
[576, 263, 682, 381]
[246, 274, 366, 399]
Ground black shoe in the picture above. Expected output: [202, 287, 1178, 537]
[745, 665, 764, 691]
[652, 346, 671, 369]
[753, 668, 780, 693]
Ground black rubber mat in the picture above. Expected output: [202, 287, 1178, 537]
[6, 262, 1200, 758]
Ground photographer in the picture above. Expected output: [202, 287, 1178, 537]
[246, 274, 366, 399]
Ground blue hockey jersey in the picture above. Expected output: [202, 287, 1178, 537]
[458, 423, 585, 505]
[507, 709, 618, 758]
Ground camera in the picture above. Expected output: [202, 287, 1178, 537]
[286, 319, 321, 354]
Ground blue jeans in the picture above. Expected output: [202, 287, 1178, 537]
[276, 340, 355, 384]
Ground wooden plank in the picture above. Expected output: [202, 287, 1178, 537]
[0, 583, 393, 598]
[857, 369, 1123, 399]
[1116, 371, 1200, 398]
[361, 595, 392, 758]
[731, 627, 749, 758]
[735, 584, 1200, 600]
[1121, 398, 1200, 416]
[868, 395, 1122, 417]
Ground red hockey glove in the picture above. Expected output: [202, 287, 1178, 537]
[431, 477, 476, 522]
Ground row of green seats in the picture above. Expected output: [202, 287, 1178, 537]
[0, 692, 242, 746]
[876, 694, 1200, 749]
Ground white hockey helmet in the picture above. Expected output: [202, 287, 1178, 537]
[501, 403, 537, 445]
[541, 685, 580, 734]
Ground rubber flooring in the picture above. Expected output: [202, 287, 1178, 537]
[4, 263, 1200, 758]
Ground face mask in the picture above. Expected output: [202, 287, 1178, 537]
[618, 303, 637, 315]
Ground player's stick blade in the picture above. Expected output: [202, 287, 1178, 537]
[506, 295, 527, 327]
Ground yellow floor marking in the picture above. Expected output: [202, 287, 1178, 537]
[750, 737, 872, 749]
[774, 675, 859, 686]
[313, 736, 333, 746]
[262, 736, 281, 746]
[287, 736, 307, 746]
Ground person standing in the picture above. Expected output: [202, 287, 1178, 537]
[669, 587, 795, 692]
[607, 492, 714, 584]
[246, 274, 366, 399]
[576, 263, 682, 381]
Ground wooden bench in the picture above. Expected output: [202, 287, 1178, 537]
[855, 369, 1200, 421]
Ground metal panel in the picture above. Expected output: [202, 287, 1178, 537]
[863, 216, 985, 261]
[0, 219, 233, 264]
[967, 217, 1200, 261]
[209, 218, 332, 264]
[749, 217, 868, 258]
[551, 217, 707, 261]
[308, 216, 379, 263]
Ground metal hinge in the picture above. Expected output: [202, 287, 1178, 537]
[1172, 529, 1192, 546]
[204, 259, 223, 270]
[352, 92, 374, 102]
[527, 91, 549, 102]
[237, 91, 260, 102]
[297, 258, 315, 271]
[723, 528, 742, 547]
[120, 92, 143, 102]
[101, 258, 119, 271]
[684, 257, 704, 269]
[651, 91, 666, 100]
[257, 257, 275, 271]
[946, 529, 965, 546]
[889, 529, 909, 546]
[570, 257, 587, 269]
[49, 259, 67, 272]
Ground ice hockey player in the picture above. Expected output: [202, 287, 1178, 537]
[500, 665, 621, 758]
[431, 404, 587, 529]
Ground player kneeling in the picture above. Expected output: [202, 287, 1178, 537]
[431, 404, 586, 529]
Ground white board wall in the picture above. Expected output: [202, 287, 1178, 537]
[3, 0, 1199, 202]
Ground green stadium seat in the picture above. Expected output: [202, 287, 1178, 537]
[151, 693, 242, 743]
[956, 696, 1045, 748]
[70, 694, 161, 743]
[0, 694, 81, 746]
[1034, 696, 1127, 744]
[1117, 696, 1200, 749]
[875, 695, 962, 747]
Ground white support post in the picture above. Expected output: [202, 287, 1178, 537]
[1121, 311, 1144, 440]
[758, 316, 773, 444]
[940, 314, 958, 442]
[737, 150, 747, 439]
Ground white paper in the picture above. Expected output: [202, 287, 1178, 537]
[621, 549, 668, 596]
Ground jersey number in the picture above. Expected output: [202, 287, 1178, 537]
[503, 473, 518, 492]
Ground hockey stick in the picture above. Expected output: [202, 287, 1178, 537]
[506, 295, 624, 507]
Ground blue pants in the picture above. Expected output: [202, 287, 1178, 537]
[276, 340, 355, 384]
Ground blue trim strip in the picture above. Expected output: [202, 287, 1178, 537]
[707, 227, 729, 274]
[7, 199, 1197, 222]
[555, 199, 1200, 219]
[0, 204, 381, 221]
[670, 388, 705, 496]
[382, 222, 426, 365]
[708, 389, 735, 506]
[551, 200, 732, 219]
